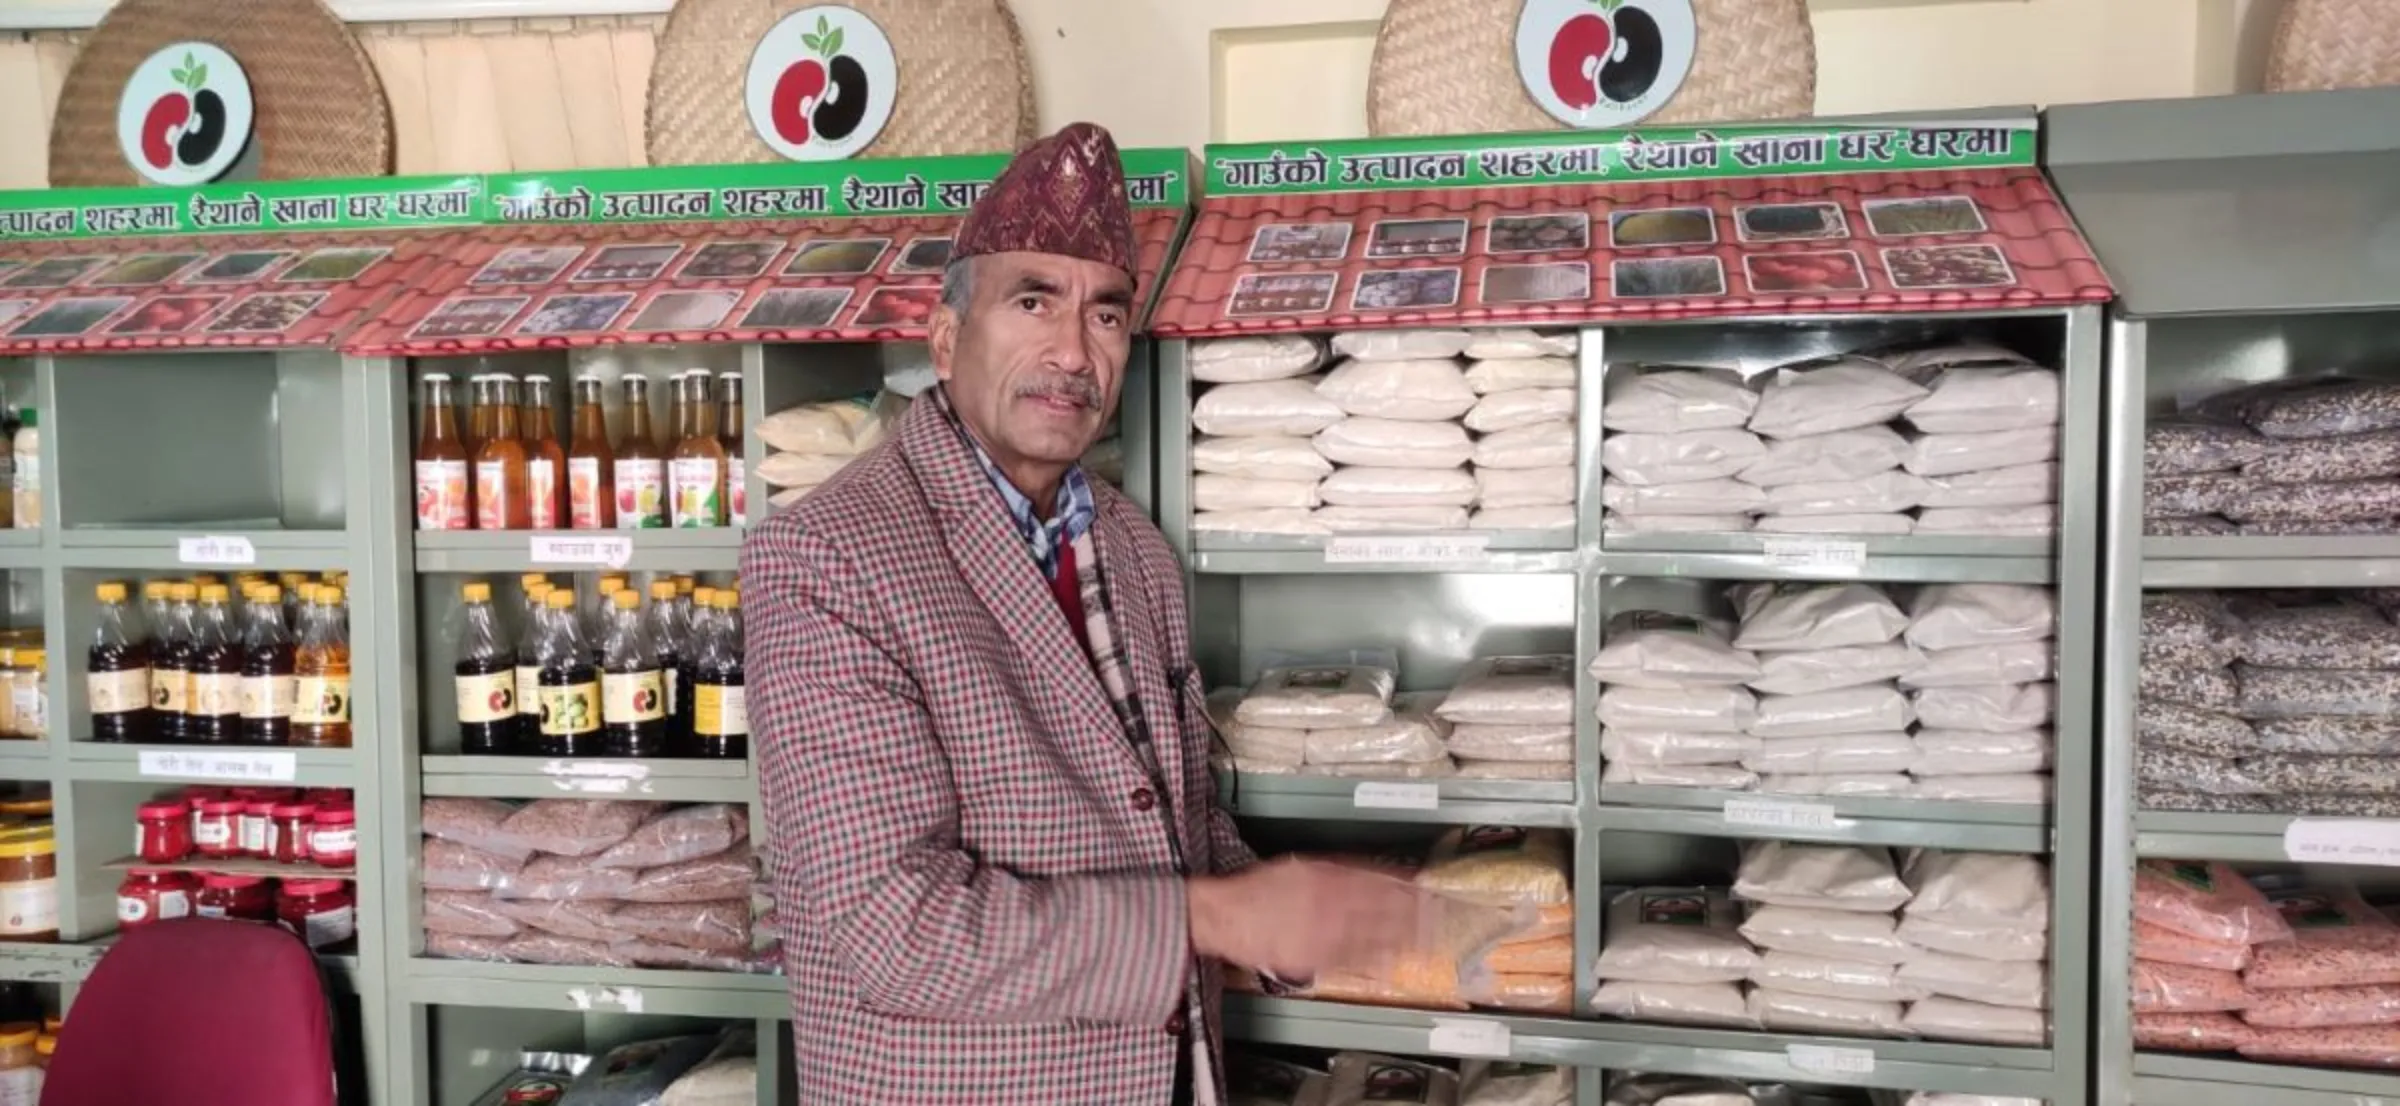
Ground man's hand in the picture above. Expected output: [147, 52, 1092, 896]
[1186, 856, 1435, 980]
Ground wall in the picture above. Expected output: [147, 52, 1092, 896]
[0, 0, 2289, 189]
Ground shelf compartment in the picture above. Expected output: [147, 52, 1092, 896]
[0, 940, 104, 984]
[0, 532, 40, 570]
[1188, 539, 1579, 576]
[1594, 790, 2049, 852]
[404, 959, 786, 1018]
[2140, 538, 2400, 588]
[421, 755, 754, 802]
[1225, 996, 2059, 1097]
[0, 743, 49, 770]
[64, 743, 360, 786]
[2132, 811, 2298, 862]
[2133, 1053, 2400, 1106]
[413, 529, 744, 574]
[98, 854, 356, 881]
[1599, 534, 2055, 585]
[55, 527, 352, 571]
[1221, 774, 1575, 827]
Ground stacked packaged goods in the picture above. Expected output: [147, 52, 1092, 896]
[1226, 1050, 1577, 1106]
[1892, 851, 2052, 1045]
[1433, 656, 1576, 781]
[1213, 657, 1452, 779]
[1592, 612, 1765, 790]
[754, 392, 908, 507]
[2146, 379, 2400, 536]
[1898, 585, 2058, 803]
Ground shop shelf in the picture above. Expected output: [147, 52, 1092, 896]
[1224, 996, 2061, 1098]
[0, 940, 104, 984]
[403, 959, 787, 1018]
[55, 526, 354, 571]
[1220, 773, 1576, 827]
[1597, 534, 2056, 585]
[1596, 786, 2051, 851]
[412, 529, 745, 574]
[420, 754, 754, 802]
[64, 742, 361, 786]
[2130, 811, 2299, 862]
[0, 532, 40, 570]
[0, 743, 50, 771]
[2133, 1054, 2400, 1106]
[2139, 538, 2400, 588]
[98, 854, 356, 881]
[1187, 539, 1580, 576]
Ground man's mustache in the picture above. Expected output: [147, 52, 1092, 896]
[1015, 378, 1101, 409]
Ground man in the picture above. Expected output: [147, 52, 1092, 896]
[742, 123, 1432, 1105]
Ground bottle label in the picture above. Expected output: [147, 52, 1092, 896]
[195, 820, 231, 848]
[540, 682, 601, 736]
[615, 459, 666, 529]
[669, 457, 723, 528]
[528, 458, 560, 529]
[117, 895, 150, 924]
[729, 456, 747, 526]
[293, 676, 351, 725]
[458, 671, 516, 724]
[239, 813, 269, 854]
[0, 877, 56, 936]
[568, 457, 608, 530]
[151, 667, 190, 714]
[12, 454, 34, 491]
[191, 671, 241, 717]
[475, 460, 510, 530]
[303, 903, 357, 949]
[515, 665, 544, 718]
[9, 685, 37, 738]
[695, 684, 748, 737]
[309, 825, 358, 857]
[415, 458, 471, 531]
[89, 667, 150, 714]
[601, 670, 667, 724]
[240, 674, 298, 720]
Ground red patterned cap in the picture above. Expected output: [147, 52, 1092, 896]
[952, 122, 1135, 276]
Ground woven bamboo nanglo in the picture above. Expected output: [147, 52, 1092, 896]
[646, 0, 1036, 166]
[2265, 0, 2400, 93]
[1368, 0, 1815, 137]
[48, 0, 392, 186]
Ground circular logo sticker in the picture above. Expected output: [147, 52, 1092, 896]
[744, 6, 899, 162]
[1515, 0, 1698, 129]
[116, 42, 255, 186]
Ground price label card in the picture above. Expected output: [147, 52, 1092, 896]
[178, 535, 258, 566]
[1723, 798, 1840, 832]
[1760, 539, 1866, 573]
[1353, 782, 1440, 811]
[2284, 819, 2400, 866]
[550, 777, 633, 794]
[529, 535, 634, 569]
[138, 749, 297, 783]
[1786, 1044, 1875, 1076]
[1427, 1017, 1511, 1058]
[566, 985, 645, 1012]
[543, 760, 652, 780]
[1324, 535, 1490, 566]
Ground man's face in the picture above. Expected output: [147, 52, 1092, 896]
[930, 250, 1135, 491]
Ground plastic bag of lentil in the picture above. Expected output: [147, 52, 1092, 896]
[2135, 701, 2260, 758]
[2245, 887, 2400, 989]
[422, 931, 511, 962]
[2133, 860, 2292, 945]
[421, 797, 534, 861]
[2145, 475, 2254, 519]
[494, 855, 640, 902]
[492, 799, 655, 858]
[2139, 789, 2275, 814]
[2145, 419, 2277, 477]
[609, 900, 752, 954]
[2240, 517, 2400, 536]
[624, 847, 757, 904]
[2254, 715, 2400, 755]
[421, 838, 527, 892]
[592, 804, 751, 870]
[2136, 920, 2250, 972]
[2243, 379, 2400, 439]
[2245, 755, 2400, 796]
[2238, 601, 2400, 669]
[2220, 478, 2400, 524]
[2146, 516, 2239, 537]
[2237, 1025, 2400, 1067]
[2131, 961, 2249, 1013]
[2141, 593, 2243, 668]
[422, 891, 520, 938]
[2244, 983, 2400, 1028]
[2237, 665, 2400, 718]
[2289, 794, 2400, 817]
[2137, 663, 2239, 712]
[2132, 1012, 2253, 1052]
[2244, 427, 2400, 483]
[500, 932, 639, 968]
[628, 942, 775, 973]
[2136, 748, 2265, 796]
[491, 897, 621, 942]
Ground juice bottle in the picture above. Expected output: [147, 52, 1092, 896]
[140, 580, 170, 644]
[186, 585, 241, 745]
[523, 376, 567, 531]
[677, 586, 715, 751]
[613, 375, 666, 529]
[87, 581, 151, 743]
[292, 586, 352, 749]
[669, 374, 726, 528]
[566, 375, 614, 531]
[643, 579, 687, 748]
[599, 590, 669, 758]
[152, 583, 198, 743]
[663, 370, 691, 455]
[473, 378, 529, 531]
[534, 589, 598, 757]
[464, 374, 496, 457]
[413, 373, 471, 531]
[238, 583, 295, 747]
[277, 573, 307, 628]
[691, 591, 747, 759]
[455, 581, 517, 756]
[718, 372, 747, 527]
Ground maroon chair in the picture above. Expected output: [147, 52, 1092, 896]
[44, 919, 339, 1106]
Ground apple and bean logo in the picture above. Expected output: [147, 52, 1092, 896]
[115, 42, 255, 186]
[1515, 0, 1698, 128]
[743, 6, 900, 162]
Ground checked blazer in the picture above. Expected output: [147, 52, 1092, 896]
[741, 393, 1257, 1105]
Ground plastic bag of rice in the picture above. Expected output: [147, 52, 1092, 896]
[1589, 613, 1760, 689]
[1733, 841, 1911, 912]
[1237, 665, 1396, 728]
[1592, 887, 1756, 984]
[1417, 827, 1571, 906]
[1437, 656, 1574, 726]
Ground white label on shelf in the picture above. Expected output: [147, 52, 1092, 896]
[1786, 1044, 1875, 1076]
[177, 535, 257, 566]
[1760, 539, 1866, 573]
[1323, 535, 1490, 565]
[137, 749, 297, 782]
[2283, 818, 2400, 866]
[543, 760, 652, 780]
[529, 535, 634, 569]
[1353, 782, 1440, 811]
[551, 777, 634, 795]
[1723, 798, 1840, 832]
[1426, 1017, 1511, 1058]
[565, 985, 645, 1013]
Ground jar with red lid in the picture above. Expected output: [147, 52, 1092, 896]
[184, 788, 223, 838]
[192, 800, 241, 859]
[115, 870, 195, 929]
[276, 879, 354, 950]
[192, 874, 271, 923]
[270, 803, 316, 865]
[238, 799, 276, 858]
[134, 801, 192, 864]
[306, 807, 356, 870]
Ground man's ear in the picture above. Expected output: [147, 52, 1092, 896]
[929, 304, 959, 382]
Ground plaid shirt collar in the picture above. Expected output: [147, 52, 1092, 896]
[930, 385, 1096, 581]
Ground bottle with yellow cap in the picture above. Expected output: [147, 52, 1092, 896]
[600, 589, 668, 758]
[455, 581, 517, 755]
[534, 589, 598, 756]
[186, 585, 240, 744]
[292, 586, 351, 748]
[93, 584, 152, 742]
[691, 590, 747, 759]
[514, 581, 553, 746]
[239, 584, 296, 746]
[153, 583, 199, 742]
